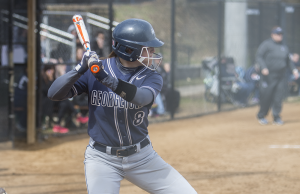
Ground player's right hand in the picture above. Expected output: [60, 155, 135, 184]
[88, 58, 108, 82]
[75, 51, 98, 75]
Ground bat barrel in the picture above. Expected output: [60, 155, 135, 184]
[72, 14, 90, 51]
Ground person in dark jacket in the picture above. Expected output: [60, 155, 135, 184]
[14, 69, 28, 132]
[91, 31, 106, 57]
[41, 65, 55, 126]
[244, 64, 260, 103]
[256, 26, 299, 125]
[289, 53, 300, 95]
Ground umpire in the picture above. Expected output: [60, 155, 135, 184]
[256, 26, 299, 125]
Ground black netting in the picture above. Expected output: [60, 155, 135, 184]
[0, 67, 9, 141]
[1, 0, 300, 138]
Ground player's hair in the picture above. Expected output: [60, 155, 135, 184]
[99, 51, 117, 60]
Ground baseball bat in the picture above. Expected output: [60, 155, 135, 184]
[72, 14, 100, 73]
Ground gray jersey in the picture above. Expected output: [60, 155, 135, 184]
[256, 38, 295, 74]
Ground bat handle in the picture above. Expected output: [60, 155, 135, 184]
[88, 54, 100, 74]
[85, 45, 91, 52]
[90, 64, 100, 74]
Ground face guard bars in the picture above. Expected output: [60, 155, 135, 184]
[137, 47, 162, 71]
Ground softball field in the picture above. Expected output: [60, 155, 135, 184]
[1, 102, 300, 194]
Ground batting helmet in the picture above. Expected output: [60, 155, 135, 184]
[112, 18, 164, 70]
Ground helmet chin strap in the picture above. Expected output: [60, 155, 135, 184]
[137, 47, 162, 71]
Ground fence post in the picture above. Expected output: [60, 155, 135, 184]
[280, 2, 286, 45]
[170, 0, 176, 119]
[108, 0, 113, 53]
[27, 0, 36, 144]
[291, 6, 295, 52]
[36, 0, 42, 138]
[217, 1, 223, 112]
[8, 0, 15, 146]
[258, 2, 263, 44]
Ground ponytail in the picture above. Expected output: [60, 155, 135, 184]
[99, 51, 117, 60]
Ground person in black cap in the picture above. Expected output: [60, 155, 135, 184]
[256, 26, 299, 125]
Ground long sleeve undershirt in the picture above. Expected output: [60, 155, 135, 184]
[48, 65, 154, 107]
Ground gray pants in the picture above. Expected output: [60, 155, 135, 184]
[84, 137, 197, 194]
[257, 74, 287, 120]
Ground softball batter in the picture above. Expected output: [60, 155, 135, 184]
[48, 18, 196, 194]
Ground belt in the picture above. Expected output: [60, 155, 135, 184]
[93, 138, 150, 157]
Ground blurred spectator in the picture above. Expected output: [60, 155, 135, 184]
[48, 42, 87, 132]
[43, 47, 87, 133]
[40, 29, 48, 63]
[73, 94, 89, 122]
[220, 57, 237, 78]
[244, 64, 261, 103]
[68, 24, 81, 47]
[150, 54, 165, 116]
[162, 61, 180, 114]
[48, 24, 80, 74]
[91, 31, 106, 57]
[288, 53, 300, 95]
[54, 63, 67, 78]
[76, 47, 84, 63]
[292, 53, 300, 69]
[40, 30, 61, 65]
[161, 62, 171, 96]
[218, 57, 239, 104]
[41, 65, 55, 128]
[256, 26, 299, 125]
[218, 58, 255, 106]
[73, 47, 89, 122]
[40, 64, 69, 133]
[232, 66, 255, 106]
[14, 69, 28, 133]
[52, 98, 88, 133]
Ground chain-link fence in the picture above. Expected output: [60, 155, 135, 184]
[1, 0, 300, 141]
[0, 67, 9, 142]
[41, 10, 114, 67]
[113, 0, 300, 119]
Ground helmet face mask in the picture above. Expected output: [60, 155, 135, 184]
[137, 47, 162, 71]
[112, 18, 164, 70]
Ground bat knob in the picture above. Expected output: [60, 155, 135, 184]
[91, 64, 100, 73]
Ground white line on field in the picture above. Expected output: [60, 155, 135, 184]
[269, 145, 300, 149]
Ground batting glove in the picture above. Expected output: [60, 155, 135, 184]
[88, 57, 108, 82]
[75, 51, 98, 75]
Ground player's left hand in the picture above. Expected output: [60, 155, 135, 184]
[75, 51, 98, 75]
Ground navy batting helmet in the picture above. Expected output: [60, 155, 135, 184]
[112, 18, 164, 70]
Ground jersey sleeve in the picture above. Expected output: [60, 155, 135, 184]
[256, 40, 269, 70]
[140, 73, 163, 99]
[73, 70, 89, 95]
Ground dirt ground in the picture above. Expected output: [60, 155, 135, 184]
[1, 102, 300, 194]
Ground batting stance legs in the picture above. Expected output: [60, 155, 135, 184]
[257, 74, 286, 120]
[84, 137, 197, 194]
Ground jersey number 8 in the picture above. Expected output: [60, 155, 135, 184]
[133, 111, 145, 126]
